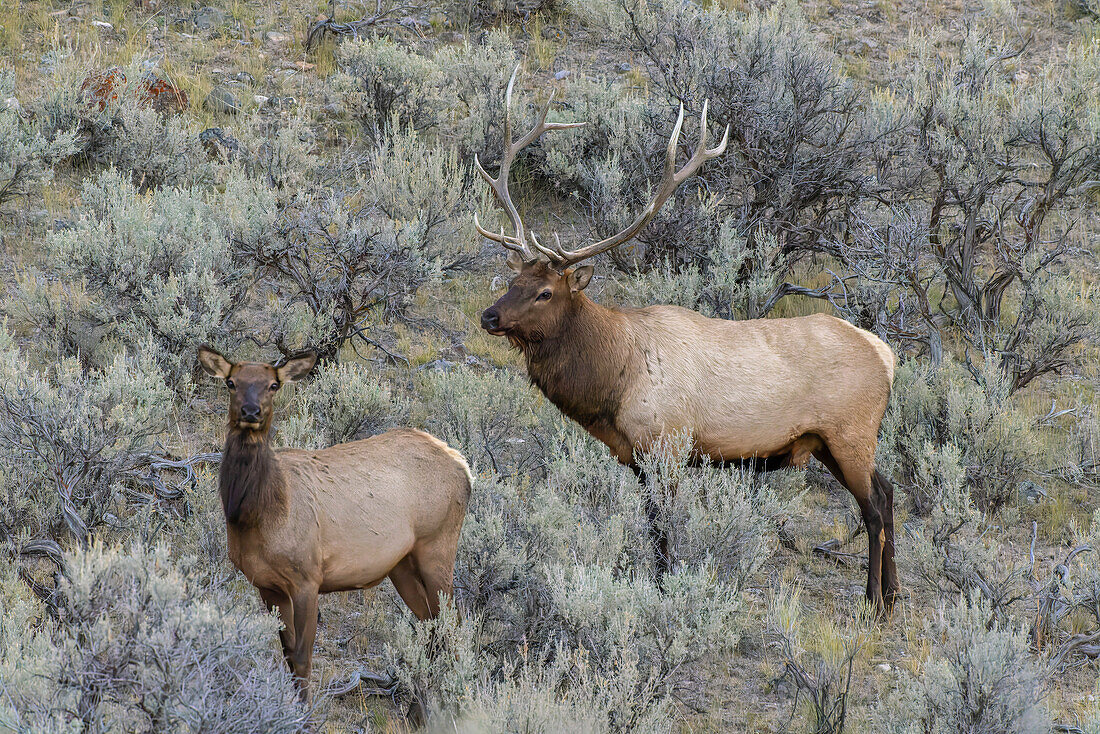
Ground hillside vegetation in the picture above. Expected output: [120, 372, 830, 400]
[1, 0, 1100, 731]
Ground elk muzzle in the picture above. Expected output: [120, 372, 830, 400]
[239, 403, 263, 426]
[481, 307, 503, 334]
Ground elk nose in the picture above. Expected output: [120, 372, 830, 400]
[240, 405, 261, 423]
[481, 308, 499, 332]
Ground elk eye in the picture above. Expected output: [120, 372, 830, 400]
[536, 290, 552, 302]
[225, 379, 235, 390]
[269, 382, 280, 391]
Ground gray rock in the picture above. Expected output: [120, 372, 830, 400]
[554, 69, 571, 81]
[420, 359, 456, 373]
[193, 6, 225, 29]
[848, 37, 878, 57]
[264, 30, 291, 43]
[199, 127, 242, 160]
[204, 86, 240, 115]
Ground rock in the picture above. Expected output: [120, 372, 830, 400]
[613, 62, 632, 74]
[253, 94, 270, 107]
[264, 30, 291, 44]
[848, 37, 878, 57]
[554, 69, 571, 80]
[204, 86, 240, 115]
[421, 359, 456, 373]
[91, 19, 113, 30]
[877, 663, 892, 672]
[192, 6, 225, 29]
[199, 127, 242, 160]
[269, 95, 296, 110]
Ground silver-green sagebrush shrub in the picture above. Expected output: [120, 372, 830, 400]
[433, 31, 517, 157]
[619, 223, 794, 321]
[334, 31, 516, 155]
[879, 359, 1039, 513]
[0, 329, 173, 543]
[576, 0, 882, 267]
[33, 168, 264, 382]
[417, 366, 566, 478]
[636, 430, 802, 585]
[334, 38, 446, 140]
[0, 542, 307, 733]
[399, 416, 777, 730]
[903, 441, 1029, 622]
[277, 359, 404, 449]
[99, 103, 211, 190]
[879, 594, 1050, 734]
[0, 70, 78, 211]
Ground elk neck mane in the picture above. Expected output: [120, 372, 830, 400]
[219, 426, 287, 526]
[516, 294, 636, 429]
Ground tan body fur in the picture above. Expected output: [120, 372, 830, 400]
[227, 430, 470, 599]
[197, 348, 471, 700]
[537, 303, 894, 468]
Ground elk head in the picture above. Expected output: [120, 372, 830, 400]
[197, 347, 317, 434]
[475, 68, 729, 344]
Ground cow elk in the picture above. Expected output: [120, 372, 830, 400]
[474, 70, 899, 613]
[197, 347, 472, 700]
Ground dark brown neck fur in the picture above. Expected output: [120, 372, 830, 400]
[517, 295, 637, 430]
[219, 427, 286, 527]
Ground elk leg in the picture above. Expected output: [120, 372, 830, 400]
[815, 445, 885, 614]
[854, 488, 885, 613]
[874, 469, 900, 610]
[258, 587, 296, 671]
[389, 555, 434, 620]
[411, 542, 457, 619]
[630, 465, 671, 576]
[289, 588, 319, 703]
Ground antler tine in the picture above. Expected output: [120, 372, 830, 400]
[541, 101, 729, 270]
[473, 212, 528, 254]
[473, 66, 586, 263]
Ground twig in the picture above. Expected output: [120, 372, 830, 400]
[305, 0, 421, 50]
[324, 668, 398, 697]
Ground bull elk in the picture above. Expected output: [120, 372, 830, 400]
[197, 347, 472, 699]
[474, 70, 899, 612]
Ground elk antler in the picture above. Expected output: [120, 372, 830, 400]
[473, 66, 586, 263]
[537, 100, 729, 268]
[474, 70, 730, 271]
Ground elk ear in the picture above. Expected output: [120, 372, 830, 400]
[567, 265, 594, 292]
[197, 346, 232, 378]
[276, 352, 317, 383]
[505, 251, 525, 273]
